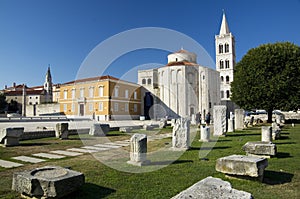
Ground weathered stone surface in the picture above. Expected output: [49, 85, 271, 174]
[171, 119, 176, 127]
[213, 105, 227, 136]
[119, 127, 132, 133]
[216, 155, 268, 179]
[0, 127, 24, 147]
[272, 122, 281, 140]
[227, 118, 234, 132]
[261, 126, 272, 142]
[200, 126, 210, 142]
[235, 109, 245, 130]
[143, 124, 155, 131]
[0, 159, 23, 168]
[190, 114, 196, 125]
[89, 123, 109, 136]
[242, 141, 277, 157]
[159, 118, 168, 128]
[127, 134, 150, 166]
[12, 156, 46, 163]
[172, 118, 190, 150]
[12, 166, 84, 198]
[172, 176, 253, 199]
[55, 123, 69, 139]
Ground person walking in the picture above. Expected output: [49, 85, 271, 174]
[205, 112, 211, 126]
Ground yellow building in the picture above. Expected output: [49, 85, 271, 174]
[58, 75, 141, 120]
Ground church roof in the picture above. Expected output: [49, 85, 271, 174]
[166, 61, 199, 67]
[219, 12, 230, 35]
[4, 89, 45, 96]
[175, 49, 191, 54]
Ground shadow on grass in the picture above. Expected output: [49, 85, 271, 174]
[210, 139, 232, 142]
[226, 133, 260, 137]
[189, 146, 231, 151]
[280, 132, 290, 135]
[149, 160, 193, 166]
[276, 152, 292, 158]
[65, 183, 116, 199]
[275, 142, 296, 145]
[279, 136, 290, 140]
[263, 170, 294, 185]
[19, 143, 51, 146]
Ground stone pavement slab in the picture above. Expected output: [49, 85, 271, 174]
[50, 150, 83, 157]
[0, 159, 23, 168]
[105, 142, 129, 147]
[81, 146, 110, 151]
[12, 156, 46, 163]
[94, 144, 121, 148]
[32, 153, 65, 159]
[67, 148, 99, 153]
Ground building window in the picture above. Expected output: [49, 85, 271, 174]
[219, 44, 223, 54]
[142, 79, 146, 84]
[89, 87, 94, 98]
[125, 103, 129, 112]
[29, 102, 32, 105]
[89, 103, 93, 111]
[147, 78, 151, 85]
[225, 60, 230, 68]
[35, 102, 38, 105]
[71, 103, 75, 112]
[71, 89, 76, 99]
[226, 76, 230, 83]
[225, 43, 229, 53]
[221, 91, 224, 98]
[80, 88, 84, 98]
[99, 86, 104, 97]
[64, 90, 68, 99]
[114, 86, 119, 97]
[63, 104, 67, 112]
[125, 89, 129, 98]
[133, 91, 137, 99]
[114, 103, 118, 112]
[219, 60, 224, 69]
[99, 102, 103, 111]
[36, 97, 38, 99]
[226, 90, 230, 98]
[29, 97, 32, 99]
[221, 76, 224, 82]
[133, 104, 137, 112]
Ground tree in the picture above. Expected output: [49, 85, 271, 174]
[231, 42, 300, 123]
[0, 93, 7, 112]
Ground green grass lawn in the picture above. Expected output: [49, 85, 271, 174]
[0, 124, 299, 198]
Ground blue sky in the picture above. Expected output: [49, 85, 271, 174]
[1, 0, 300, 88]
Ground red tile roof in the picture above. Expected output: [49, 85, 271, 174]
[63, 75, 120, 85]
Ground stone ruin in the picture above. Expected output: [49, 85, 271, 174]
[12, 166, 85, 198]
[159, 118, 168, 129]
[242, 141, 277, 158]
[172, 176, 253, 199]
[127, 134, 150, 166]
[272, 122, 281, 140]
[199, 125, 210, 142]
[261, 126, 272, 142]
[234, 109, 245, 130]
[0, 127, 24, 147]
[213, 105, 227, 136]
[55, 123, 69, 139]
[119, 127, 133, 133]
[89, 123, 110, 136]
[172, 118, 190, 150]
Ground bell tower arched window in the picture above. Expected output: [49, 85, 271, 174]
[219, 44, 223, 54]
[225, 43, 229, 53]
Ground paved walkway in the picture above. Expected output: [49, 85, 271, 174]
[0, 133, 172, 169]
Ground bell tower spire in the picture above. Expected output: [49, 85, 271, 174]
[219, 10, 230, 35]
[44, 65, 53, 102]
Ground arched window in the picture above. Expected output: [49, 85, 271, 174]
[219, 60, 224, 69]
[225, 43, 229, 53]
[221, 91, 224, 98]
[142, 79, 146, 84]
[226, 76, 229, 83]
[226, 90, 230, 98]
[225, 60, 230, 68]
[219, 44, 223, 54]
[221, 76, 224, 82]
[147, 78, 151, 85]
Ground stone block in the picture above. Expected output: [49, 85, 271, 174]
[55, 123, 69, 139]
[127, 134, 150, 166]
[213, 105, 227, 136]
[172, 176, 253, 199]
[119, 127, 132, 133]
[89, 123, 109, 136]
[227, 118, 234, 132]
[143, 124, 154, 131]
[234, 109, 245, 130]
[242, 141, 277, 157]
[12, 166, 85, 198]
[272, 122, 281, 140]
[172, 118, 190, 150]
[159, 118, 167, 129]
[216, 154, 268, 180]
[200, 126, 210, 142]
[0, 127, 24, 147]
[261, 126, 272, 142]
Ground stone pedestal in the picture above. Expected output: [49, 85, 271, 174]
[127, 134, 150, 166]
[227, 118, 234, 133]
[242, 141, 277, 158]
[234, 109, 245, 130]
[0, 127, 24, 147]
[119, 127, 132, 133]
[261, 126, 272, 142]
[143, 124, 154, 131]
[171, 176, 253, 199]
[55, 123, 69, 139]
[213, 106, 227, 136]
[172, 118, 190, 150]
[12, 166, 85, 198]
[89, 123, 109, 136]
[159, 118, 167, 129]
[271, 122, 281, 140]
[216, 155, 268, 181]
[200, 126, 210, 142]
[190, 114, 196, 125]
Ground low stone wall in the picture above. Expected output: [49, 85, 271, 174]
[20, 128, 89, 140]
